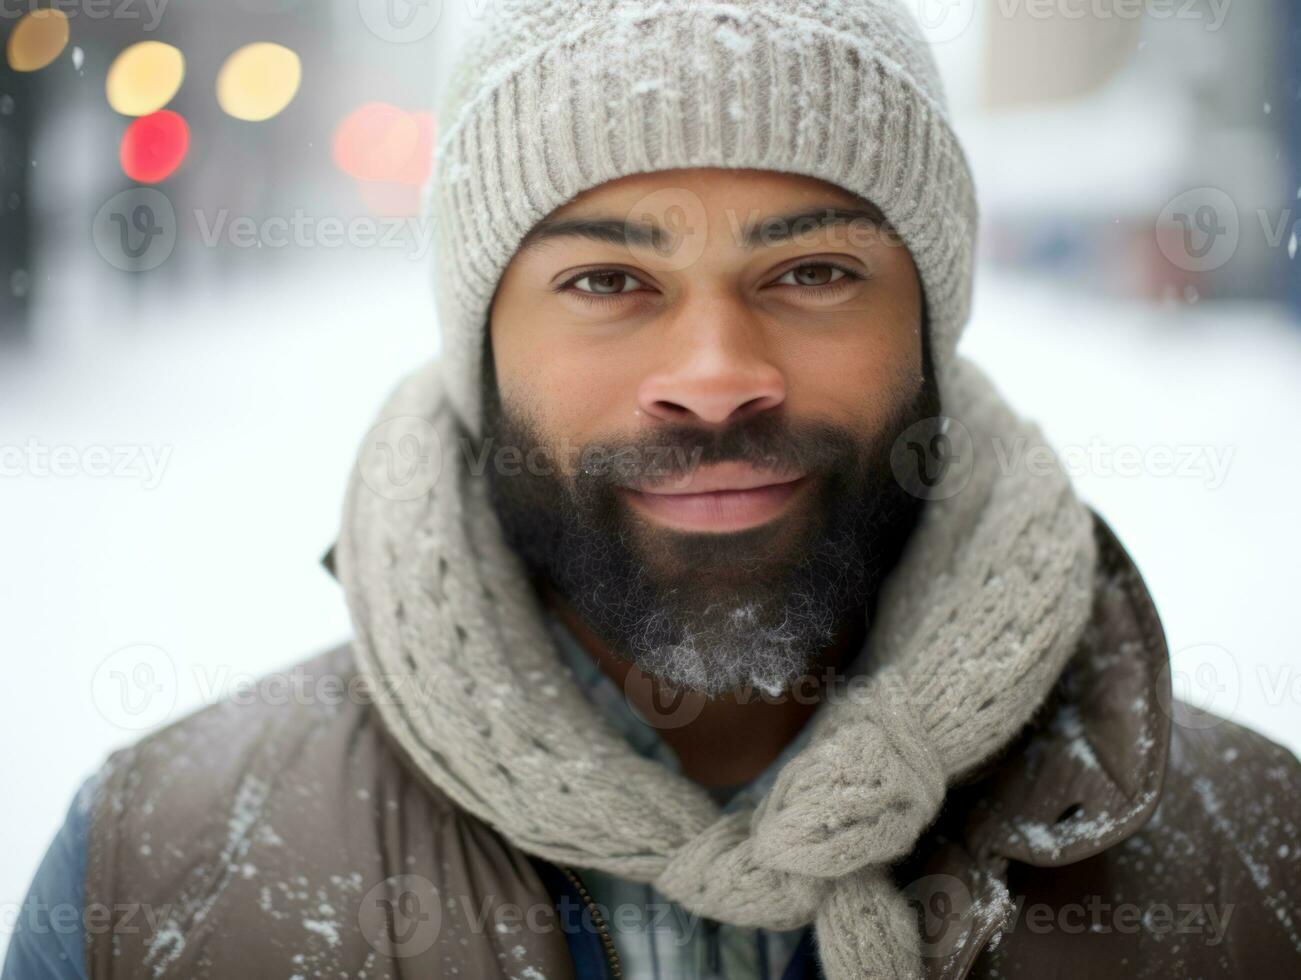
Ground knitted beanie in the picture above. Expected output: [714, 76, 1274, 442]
[427, 0, 979, 438]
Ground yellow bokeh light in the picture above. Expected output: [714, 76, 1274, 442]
[6, 9, 70, 73]
[106, 42, 186, 116]
[216, 43, 302, 122]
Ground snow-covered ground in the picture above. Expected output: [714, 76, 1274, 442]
[2, 255, 1298, 958]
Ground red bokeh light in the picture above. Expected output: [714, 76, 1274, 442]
[119, 110, 190, 183]
[333, 102, 434, 185]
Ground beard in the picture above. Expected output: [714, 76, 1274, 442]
[481, 345, 939, 698]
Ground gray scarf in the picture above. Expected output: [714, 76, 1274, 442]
[334, 354, 1097, 979]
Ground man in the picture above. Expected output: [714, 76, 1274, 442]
[6, 1, 1297, 978]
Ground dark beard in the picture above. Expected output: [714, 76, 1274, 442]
[480, 339, 939, 697]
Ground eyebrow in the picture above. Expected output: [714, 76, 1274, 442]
[519, 204, 888, 253]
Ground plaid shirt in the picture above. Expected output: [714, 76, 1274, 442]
[544, 610, 832, 980]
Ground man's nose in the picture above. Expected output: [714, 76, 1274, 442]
[635, 299, 787, 427]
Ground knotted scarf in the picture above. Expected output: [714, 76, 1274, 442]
[334, 354, 1097, 978]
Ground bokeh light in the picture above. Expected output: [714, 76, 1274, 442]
[397, 112, 434, 186]
[119, 110, 190, 183]
[333, 103, 434, 184]
[216, 42, 301, 122]
[106, 42, 186, 116]
[6, 9, 70, 73]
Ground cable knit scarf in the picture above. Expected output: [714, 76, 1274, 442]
[334, 354, 1098, 979]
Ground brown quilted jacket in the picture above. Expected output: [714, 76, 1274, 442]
[83, 511, 1301, 978]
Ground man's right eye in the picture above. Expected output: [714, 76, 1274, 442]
[559, 270, 649, 302]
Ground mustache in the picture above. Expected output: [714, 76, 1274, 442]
[573, 414, 863, 489]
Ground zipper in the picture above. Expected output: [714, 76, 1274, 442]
[560, 866, 623, 979]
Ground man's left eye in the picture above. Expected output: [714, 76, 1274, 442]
[774, 264, 854, 288]
[570, 271, 645, 295]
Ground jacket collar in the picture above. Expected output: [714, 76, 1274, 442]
[959, 508, 1173, 866]
[895, 510, 1174, 980]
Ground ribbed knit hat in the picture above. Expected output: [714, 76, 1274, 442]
[427, 0, 978, 438]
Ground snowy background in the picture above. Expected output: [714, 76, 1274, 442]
[2, 0, 1299, 961]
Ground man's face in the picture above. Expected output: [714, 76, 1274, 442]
[484, 168, 935, 696]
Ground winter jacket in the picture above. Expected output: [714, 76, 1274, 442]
[4, 510, 1298, 978]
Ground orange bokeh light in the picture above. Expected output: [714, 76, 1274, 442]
[6, 9, 70, 72]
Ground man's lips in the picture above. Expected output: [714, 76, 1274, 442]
[619, 465, 810, 532]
